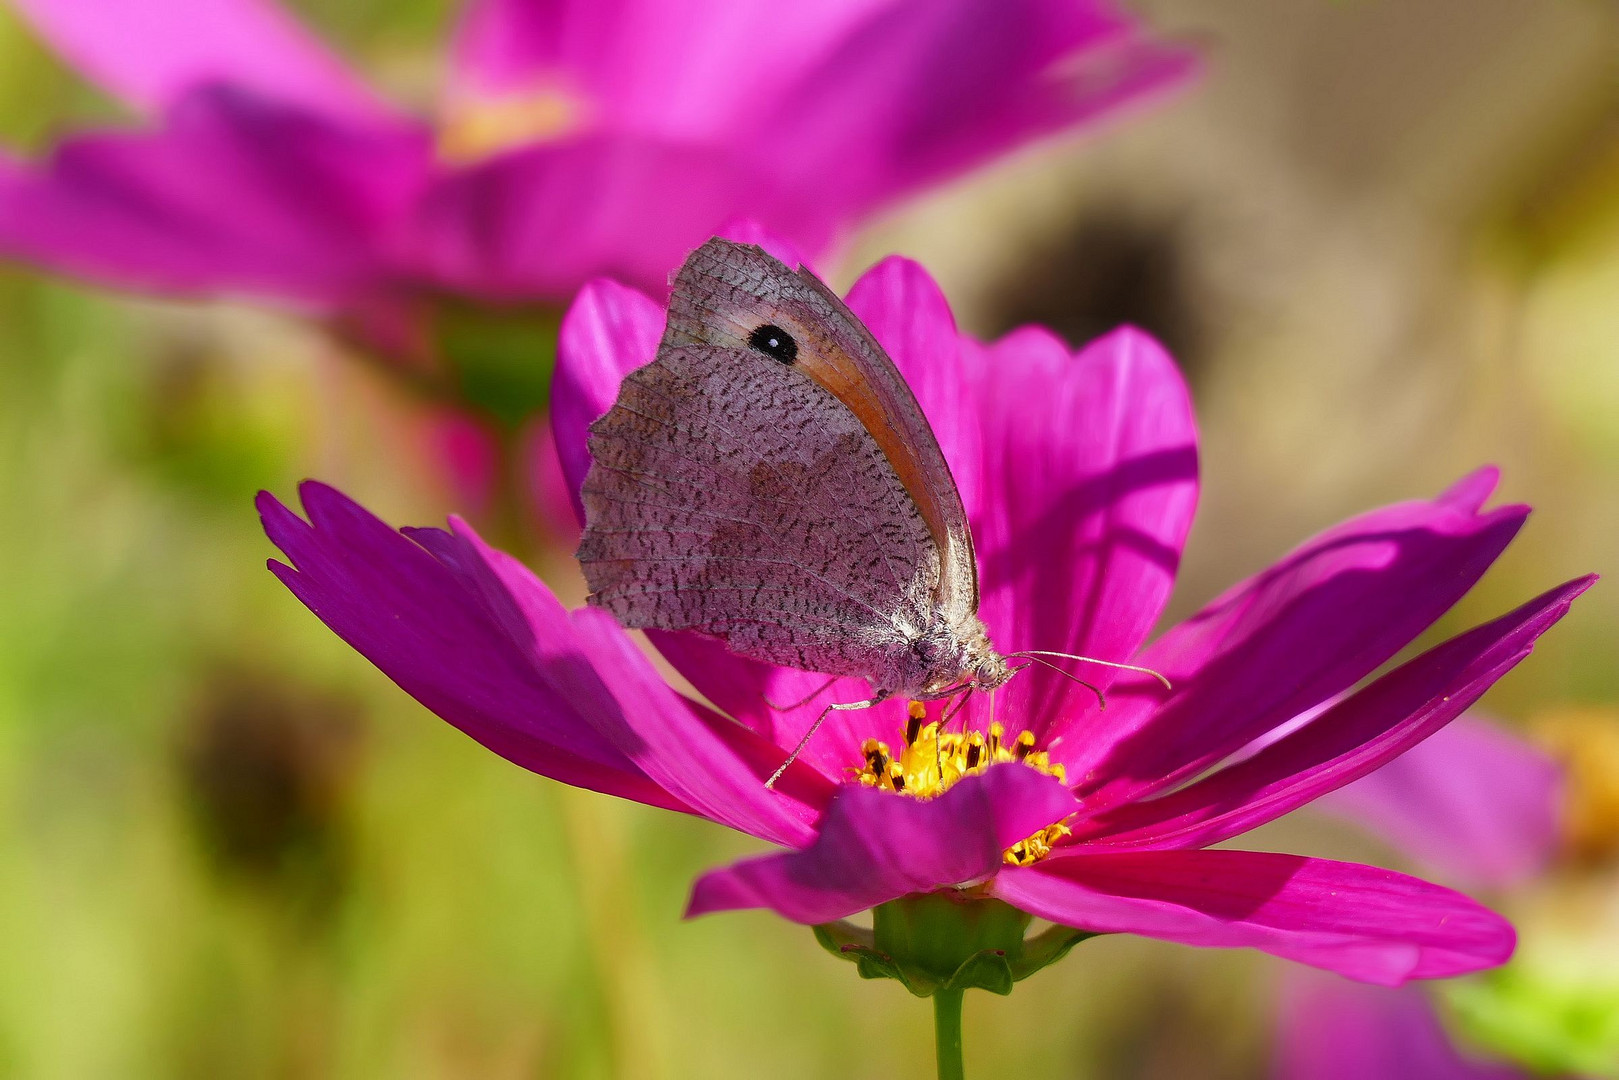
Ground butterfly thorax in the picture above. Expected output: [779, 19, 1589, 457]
[895, 613, 1011, 701]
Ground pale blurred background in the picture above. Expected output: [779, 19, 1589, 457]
[1, 1, 1616, 1077]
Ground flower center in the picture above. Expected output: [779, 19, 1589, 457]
[438, 84, 588, 163]
[852, 702, 1070, 866]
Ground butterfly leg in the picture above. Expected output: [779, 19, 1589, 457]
[916, 688, 976, 775]
[939, 687, 975, 731]
[765, 691, 892, 790]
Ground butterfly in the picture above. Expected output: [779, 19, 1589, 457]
[577, 239, 1031, 780]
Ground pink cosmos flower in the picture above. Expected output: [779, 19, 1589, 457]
[0, 0, 1192, 354]
[258, 243, 1592, 987]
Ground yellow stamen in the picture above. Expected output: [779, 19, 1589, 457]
[850, 702, 1070, 866]
[1004, 821, 1071, 866]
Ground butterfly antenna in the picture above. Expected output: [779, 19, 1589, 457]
[1010, 654, 1107, 710]
[764, 675, 840, 712]
[766, 693, 888, 790]
[1007, 650, 1173, 691]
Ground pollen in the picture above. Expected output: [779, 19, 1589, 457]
[853, 701, 1070, 866]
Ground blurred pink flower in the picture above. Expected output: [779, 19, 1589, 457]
[0, 0, 1193, 354]
[1277, 974, 1524, 1080]
[1320, 714, 1562, 891]
[423, 411, 502, 519]
[258, 243, 1591, 987]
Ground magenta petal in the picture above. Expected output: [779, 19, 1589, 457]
[993, 849, 1514, 985]
[261, 482, 828, 845]
[10, 0, 389, 121]
[1319, 715, 1562, 890]
[445, 1, 1193, 271]
[713, 218, 814, 273]
[721, 0, 1194, 214]
[563, 608, 826, 846]
[259, 482, 675, 807]
[1071, 577, 1591, 851]
[0, 88, 429, 309]
[973, 326, 1198, 736]
[687, 763, 1079, 924]
[417, 520, 831, 844]
[884, 28, 1195, 203]
[409, 134, 836, 302]
[644, 633, 906, 783]
[1069, 470, 1528, 807]
[446, 0, 557, 101]
[551, 276, 664, 521]
[1276, 970, 1523, 1080]
[1438, 465, 1503, 515]
[446, 0, 876, 126]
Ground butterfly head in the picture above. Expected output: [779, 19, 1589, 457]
[911, 616, 1011, 699]
[963, 629, 1014, 693]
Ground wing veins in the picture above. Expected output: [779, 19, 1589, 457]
[611, 363, 917, 600]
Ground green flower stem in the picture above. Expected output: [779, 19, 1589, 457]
[817, 895, 1098, 1079]
[933, 987, 966, 1080]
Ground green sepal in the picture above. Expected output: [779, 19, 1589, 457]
[813, 892, 1094, 998]
[944, 950, 1016, 996]
[812, 918, 876, 957]
[813, 921, 930, 994]
[1008, 923, 1094, 981]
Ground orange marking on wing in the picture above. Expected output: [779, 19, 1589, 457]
[792, 347, 954, 575]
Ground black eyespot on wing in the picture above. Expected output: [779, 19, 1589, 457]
[747, 324, 798, 364]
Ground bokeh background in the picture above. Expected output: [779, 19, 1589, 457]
[2, 1, 1617, 1077]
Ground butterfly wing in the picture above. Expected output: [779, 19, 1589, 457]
[662, 238, 980, 621]
[579, 343, 939, 681]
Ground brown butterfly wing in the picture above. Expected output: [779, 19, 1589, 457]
[578, 344, 939, 682]
[662, 238, 980, 622]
